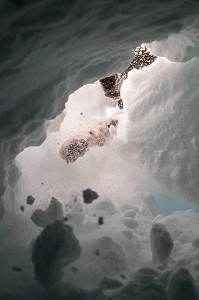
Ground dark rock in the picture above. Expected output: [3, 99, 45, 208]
[12, 266, 22, 272]
[20, 205, 24, 212]
[26, 195, 35, 205]
[98, 216, 104, 225]
[82, 188, 99, 204]
[32, 221, 81, 287]
[31, 197, 63, 228]
[167, 268, 197, 300]
[118, 99, 124, 109]
[150, 223, 174, 268]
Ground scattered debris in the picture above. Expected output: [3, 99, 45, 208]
[26, 195, 35, 205]
[167, 268, 198, 300]
[82, 188, 99, 204]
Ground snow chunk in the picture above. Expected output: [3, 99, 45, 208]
[122, 218, 139, 229]
[95, 199, 116, 216]
[90, 236, 127, 276]
[150, 223, 174, 268]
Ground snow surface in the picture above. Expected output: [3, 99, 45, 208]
[1, 1, 199, 299]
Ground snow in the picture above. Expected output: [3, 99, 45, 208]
[0, 1, 199, 299]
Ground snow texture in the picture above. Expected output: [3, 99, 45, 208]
[0, 1, 199, 299]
